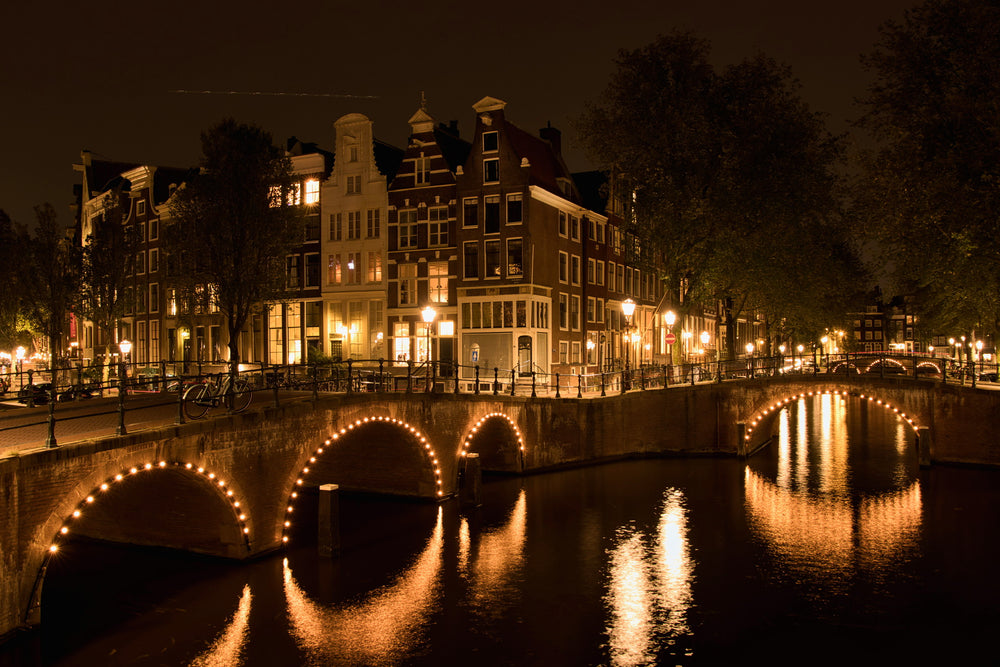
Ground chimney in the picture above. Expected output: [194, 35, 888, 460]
[540, 122, 561, 156]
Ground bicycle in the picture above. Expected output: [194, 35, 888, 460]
[182, 373, 253, 419]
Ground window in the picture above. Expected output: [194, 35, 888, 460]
[348, 211, 361, 239]
[136, 200, 146, 217]
[596, 260, 605, 286]
[463, 242, 479, 279]
[286, 255, 301, 289]
[135, 252, 145, 275]
[367, 251, 382, 282]
[484, 158, 499, 183]
[559, 294, 568, 330]
[559, 341, 569, 364]
[350, 145, 359, 162]
[149, 218, 158, 241]
[346, 175, 361, 194]
[598, 221, 605, 244]
[329, 254, 343, 284]
[429, 261, 448, 303]
[571, 255, 581, 286]
[597, 298, 605, 323]
[506, 193, 522, 224]
[485, 240, 501, 277]
[398, 209, 418, 249]
[429, 206, 448, 246]
[570, 216, 580, 241]
[148, 249, 158, 274]
[587, 296, 596, 322]
[305, 253, 320, 288]
[305, 179, 320, 204]
[587, 258, 595, 284]
[415, 153, 430, 185]
[287, 182, 302, 206]
[149, 283, 159, 313]
[485, 195, 500, 234]
[608, 262, 616, 291]
[367, 209, 380, 238]
[346, 253, 360, 284]
[463, 198, 478, 228]
[572, 341, 581, 364]
[506, 238, 523, 278]
[570, 295, 580, 330]
[269, 185, 282, 208]
[398, 263, 417, 305]
[559, 251, 568, 283]
[589, 219, 597, 241]
[559, 211, 567, 237]
[483, 131, 499, 152]
[329, 213, 342, 241]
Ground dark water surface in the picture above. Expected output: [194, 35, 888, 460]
[3, 394, 999, 665]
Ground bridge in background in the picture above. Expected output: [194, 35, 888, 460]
[1, 371, 998, 640]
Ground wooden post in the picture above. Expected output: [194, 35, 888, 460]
[460, 454, 483, 508]
[318, 483, 341, 558]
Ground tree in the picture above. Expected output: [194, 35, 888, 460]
[854, 0, 1000, 344]
[0, 210, 31, 353]
[577, 32, 865, 358]
[22, 204, 78, 383]
[167, 119, 304, 373]
[78, 184, 142, 375]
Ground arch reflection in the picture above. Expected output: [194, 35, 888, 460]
[189, 584, 252, 667]
[604, 488, 692, 667]
[459, 489, 527, 614]
[283, 507, 444, 665]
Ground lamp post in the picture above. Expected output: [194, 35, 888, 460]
[421, 306, 435, 392]
[119, 339, 132, 394]
[621, 299, 636, 390]
[665, 310, 676, 365]
[15, 346, 25, 389]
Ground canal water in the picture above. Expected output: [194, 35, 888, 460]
[3, 394, 999, 666]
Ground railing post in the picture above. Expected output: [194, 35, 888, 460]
[116, 376, 127, 436]
[76, 365, 84, 400]
[27, 369, 35, 408]
[493, 368, 499, 396]
[577, 373, 583, 398]
[640, 366, 646, 390]
[555, 373, 561, 398]
[312, 363, 319, 401]
[716, 361, 723, 383]
[510, 368, 516, 396]
[272, 368, 281, 408]
[942, 359, 948, 385]
[454, 363, 460, 394]
[663, 364, 668, 388]
[160, 359, 167, 391]
[46, 382, 57, 448]
[378, 359, 385, 392]
[176, 380, 186, 425]
[531, 371, 537, 398]
[474, 365, 480, 395]
[600, 370, 606, 397]
[347, 359, 354, 393]
[690, 364, 695, 386]
[406, 360, 412, 393]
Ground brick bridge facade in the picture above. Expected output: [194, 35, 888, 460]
[2, 375, 998, 638]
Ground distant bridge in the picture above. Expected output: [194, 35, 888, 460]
[1, 372, 998, 640]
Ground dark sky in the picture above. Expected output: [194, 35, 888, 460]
[1, 0, 917, 227]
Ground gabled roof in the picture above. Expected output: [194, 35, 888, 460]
[573, 170, 609, 216]
[503, 121, 578, 201]
[374, 139, 405, 181]
[433, 122, 471, 173]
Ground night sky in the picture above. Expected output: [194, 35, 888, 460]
[1, 0, 917, 227]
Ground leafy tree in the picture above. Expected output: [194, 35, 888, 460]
[166, 118, 304, 373]
[854, 0, 1000, 343]
[78, 184, 142, 375]
[577, 32, 865, 358]
[0, 210, 31, 353]
[21, 204, 79, 383]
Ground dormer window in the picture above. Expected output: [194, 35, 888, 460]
[483, 131, 499, 152]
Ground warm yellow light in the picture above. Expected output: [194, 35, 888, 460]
[621, 298, 636, 319]
[665, 310, 676, 326]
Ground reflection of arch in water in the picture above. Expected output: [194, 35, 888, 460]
[459, 489, 527, 608]
[283, 507, 444, 665]
[281, 415, 445, 545]
[189, 584, 253, 667]
[604, 488, 692, 667]
[744, 390, 920, 449]
[744, 468, 922, 574]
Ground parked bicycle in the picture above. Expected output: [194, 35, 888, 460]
[182, 373, 253, 419]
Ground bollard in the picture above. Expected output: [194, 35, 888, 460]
[555, 373, 561, 398]
[318, 484, 341, 558]
[46, 384, 57, 448]
[531, 371, 536, 398]
[600, 370, 606, 397]
[176, 381, 186, 425]
[493, 368, 499, 396]
[459, 454, 483, 508]
[474, 365, 480, 395]
[116, 377, 127, 436]
[27, 370, 35, 408]
[577, 374, 583, 398]
[510, 369, 516, 396]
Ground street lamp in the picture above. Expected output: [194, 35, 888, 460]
[16, 346, 25, 389]
[621, 299, 636, 389]
[665, 310, 676, 363]
[421, 306, 435, 391]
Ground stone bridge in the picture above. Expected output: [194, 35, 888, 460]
[2, 374, 998, 639]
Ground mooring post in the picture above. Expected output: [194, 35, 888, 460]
[460, 453, 483, 508]
[318, 483, 341, 558]
[916, 426, 932, 468]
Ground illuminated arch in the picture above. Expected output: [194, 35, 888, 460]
[828, 361, 861, 374]
[916, 360, 943, 374]
[461, 412, 525, 458]
[863, 358, 906, 373]
[744, 389, 920, 446]
[281, 415, 444, 545]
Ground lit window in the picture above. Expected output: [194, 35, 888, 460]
[304, 179, 319, 205]
[507, 238, 523, 277]
[429, 261, 448, 303]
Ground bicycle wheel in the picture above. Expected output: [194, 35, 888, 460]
[183, 383, 212, 419]
[230, 378, 253, 413]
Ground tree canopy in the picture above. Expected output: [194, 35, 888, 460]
[854, 0, 1000, 341]
[167, 118, 304, 370]
[576, 32, 866, 358]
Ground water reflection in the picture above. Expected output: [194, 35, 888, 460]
[604, 489, 692, 667]
[460, 489, 527, 614]
[747, 395, 922, 592]
[283, 507, 444, 665]
[189, 584, 252, 667]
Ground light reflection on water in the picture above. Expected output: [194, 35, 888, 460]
[188, 584, 252, 667]
[604, 489, 692, 667]
[460, 489, 527, 615]
[283, 507, 444, 666]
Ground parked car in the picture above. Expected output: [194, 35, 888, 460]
[17, 383, 54, 404]
[979, 371, 998, 382]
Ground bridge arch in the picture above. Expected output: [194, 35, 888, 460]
[460, 411, 525, 475]
[27, 460, 251, 624]
[742, 388, 921, 454]
[281, 415, 445, 545]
